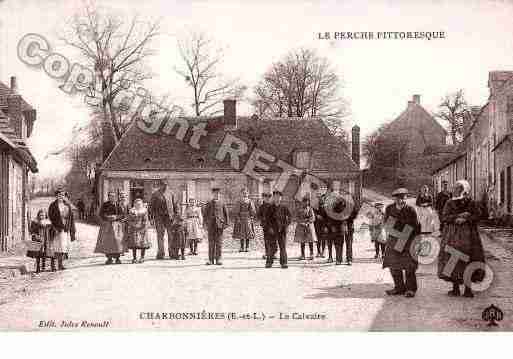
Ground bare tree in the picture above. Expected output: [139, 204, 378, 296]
[175, 30, 246, 116]
[60, 1, 160, 142]
[436, 89, 469, 145]
[253, 48, 348, 136]
[363, 122, 410, 171]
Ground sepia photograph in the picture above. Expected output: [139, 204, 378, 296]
[0, 0, 512, 341]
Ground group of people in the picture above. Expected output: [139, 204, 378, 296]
[364, 180, 485, 299]
[26, 178, 487, 300]
[94, 182, 205, 264]
[27, 188, 76, 273]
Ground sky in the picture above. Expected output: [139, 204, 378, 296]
[2, 0, 513, 178]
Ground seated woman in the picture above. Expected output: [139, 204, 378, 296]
[126, 198, 151, 264]
[438, 180, 485, 298]
[294, 196, 317, 260]
[28, 209, 54, 273]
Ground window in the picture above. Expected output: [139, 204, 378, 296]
[295, 151, 311, 169]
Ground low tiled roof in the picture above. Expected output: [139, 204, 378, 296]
[102, 116, 359, 174]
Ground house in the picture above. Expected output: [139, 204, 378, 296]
[382, 94, 448, 156]
[0, 76, 38, 251]
[433, 71, 513, 220]
[98, 100, 361, 212]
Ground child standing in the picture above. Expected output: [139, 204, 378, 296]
[172, 215, 188, 260]
[28, 209, 54, 273]
[366, 202, 386, 260]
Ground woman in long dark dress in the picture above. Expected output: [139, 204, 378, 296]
[94, 191, 125, 264]
[232, 188, 256, 252]
[438, 180, 485, 298]
[28, 209, 54, 273]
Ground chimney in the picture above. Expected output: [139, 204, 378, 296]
[10, 76, 17, 94]
[102, 120, 116, 161]
[223, 99, 236, 128]
[412, 94, 420, 105]
[351, 125, 360, 169]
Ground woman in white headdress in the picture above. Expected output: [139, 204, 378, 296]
[438, 179, 485, 298]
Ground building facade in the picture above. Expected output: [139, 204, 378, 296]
[433, 71, 513, 220]
[99, 100, 362, 214]
[0, 76, 38, 251]
[382, 94, 448, 155]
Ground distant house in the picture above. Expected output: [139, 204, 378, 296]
[98, 100, 361, 212]
[0, 76, 38, 251]
[382, 94, 448, 156]
[433, 71, 513, 220]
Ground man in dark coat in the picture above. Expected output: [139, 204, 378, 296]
[435, 180, 451, 231]
[149, 181, 177, 260]
[324, 191, 359, 265]
[257, 192, 273, 260]
[267, 191, 291, 269]
[318, 185, 335, 263]
[77, 198, 86, 220]
[383, 188, 421, 298]
[203, 188, 229, 265]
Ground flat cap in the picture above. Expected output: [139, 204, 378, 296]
[211, 187, 221, 192]
[391, 188, 409, 197]
[272, 190, 283, 196]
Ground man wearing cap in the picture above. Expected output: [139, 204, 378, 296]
[267, 190, 291, 268]
[149, 180, 178, 260]
[435, 180, 451, 231]
[383, 188, 421, 298]
[257, 192, 273, 260]
[203, 188, 229, 265]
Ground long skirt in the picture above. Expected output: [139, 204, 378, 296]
[232, 218, 255, 240]
[293, 223, 317, 243]
[51, 230, 70, 254]
[94, 221, 125, 254]
[438, 223, 485, 284]
[125, 228, 151, 249]
[416, 206, 438, 233]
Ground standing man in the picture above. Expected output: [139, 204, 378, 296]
[77, 198, 86, 220]
[203, 188, 229, 265]
[149, 180, 177, 260]
[318, 184, 335, 263]
[435, 180, 451, 231]
[383, 188, 420, 298]
[343, 194, 360, 266]
[267, 191, 291, 269]
[257, 192, 273, 260]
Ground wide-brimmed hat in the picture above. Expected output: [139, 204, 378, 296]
[391, 188, 409, 197]
[374, 202, 384, 207]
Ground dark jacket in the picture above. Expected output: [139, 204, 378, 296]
[99, 201, 122, 221]
[48, 200, 76, 241]
[416, 194, 433, 207]
[203, 200, 229, 231]
[435, 191, 451, 214]
[257, 202, 273, 230]
[149, 191, 177, 222]
[382, 203, 420, 270]
[270, 203, 291, 233]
